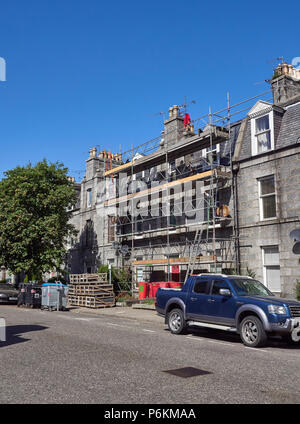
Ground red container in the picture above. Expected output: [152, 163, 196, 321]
[150, 283, 161, 298]
[138, 282, 148, 299]
[169, 281, 182, 289]
[159, 282, 170, 288]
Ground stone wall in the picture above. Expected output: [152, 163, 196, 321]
[237, 146, 300, 297]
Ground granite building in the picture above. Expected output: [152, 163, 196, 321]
[68, 61, 300, 298]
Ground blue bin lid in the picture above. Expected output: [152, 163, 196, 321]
[42, 282, 67, 287]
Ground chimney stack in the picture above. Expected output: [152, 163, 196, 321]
[271, 61, 300, 105]
[164, 105, 184, 148]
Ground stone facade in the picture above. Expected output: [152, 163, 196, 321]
[234, 67, 300, 297]
[66, 150, 122, 274]
[68, 63, 300, 298]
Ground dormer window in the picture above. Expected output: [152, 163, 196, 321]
[248, 101, 275, 156]
[255, 115, 271, 153]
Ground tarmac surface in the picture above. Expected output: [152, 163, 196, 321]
[0, 304, 300, 404]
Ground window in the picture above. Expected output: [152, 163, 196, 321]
[168, 161, 176, 181]
[200, 144, 220, 170]
[262, 246, 280, 293]
[193, 279, 209, 294]
[87, 188, 92, 207]
[108, 216, 115, 243]
[206, 144, 219, 164]
[211, 280, 230, 295]
[255, 115, 271, 153]
[259, 176, 276, 220]
[85, 220, 93, 247]
[251, 112, 274, 156]
[229, 278, 273, 296]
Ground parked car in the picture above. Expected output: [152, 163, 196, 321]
[155, 273, 300, 348]
[0, 284, 19, 304]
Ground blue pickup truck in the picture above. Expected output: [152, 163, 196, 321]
[156, 274, 300, 347]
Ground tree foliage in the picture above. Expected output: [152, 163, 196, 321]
[0, 160, 78, 278]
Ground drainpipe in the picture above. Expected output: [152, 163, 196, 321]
[232, 162, 241, 273]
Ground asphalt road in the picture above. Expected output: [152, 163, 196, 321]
[0, 305, 300, 404]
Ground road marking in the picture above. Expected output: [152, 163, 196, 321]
[107, 322, 123, 327]
[116, 311, 126, 314]
[107, 322, 130, 328]
[186, 336, 205, 341]
[207, 340, 235, 347]
[244, 347, 269, 353]
[186, 336, 234, 347]
[75, 318, 94, 321]
[142, 329, 156, 333]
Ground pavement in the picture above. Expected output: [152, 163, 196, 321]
[1, 304, 300, 404]
[69, 304, 162, 324]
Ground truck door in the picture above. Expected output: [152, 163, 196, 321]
[205, 279, 237, 325]
[186, 277, 213, 320]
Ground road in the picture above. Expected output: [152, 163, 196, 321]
[0, 305, 300, 404]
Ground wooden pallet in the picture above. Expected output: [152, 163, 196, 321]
[68, 286, 114, 296]
[68, 295, 115, 309]
[69, 273, 108, 284]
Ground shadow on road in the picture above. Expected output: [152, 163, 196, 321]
[165, 327, 300, 350]
[0, 325, 48, 348]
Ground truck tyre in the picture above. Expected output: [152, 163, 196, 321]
[239, 315, 267, 348]
[168, 308, 187, 335]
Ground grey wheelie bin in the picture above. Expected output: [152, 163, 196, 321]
[41, 282, 68, 311]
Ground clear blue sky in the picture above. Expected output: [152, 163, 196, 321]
[0, 0, 299, 181]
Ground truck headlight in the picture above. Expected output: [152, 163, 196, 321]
[268, 305, 286, 315]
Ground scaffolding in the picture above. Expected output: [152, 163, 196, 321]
[100, 90, 273, 292]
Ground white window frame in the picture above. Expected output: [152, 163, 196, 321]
[87, 188, 92, 208]
[258, 175, 277, 221]
[261, 246, 281, 293]
[251, 112, 274, 156]
[203, 143, 220, 163]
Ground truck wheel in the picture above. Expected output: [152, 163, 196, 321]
[240, 315, 267, 348]
[168, 308, 186, 335]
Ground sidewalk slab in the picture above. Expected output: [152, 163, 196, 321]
[68, 305, 163, 324]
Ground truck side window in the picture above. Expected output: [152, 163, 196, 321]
[193, 280, 209, 294]
[211, 280, 230, 295]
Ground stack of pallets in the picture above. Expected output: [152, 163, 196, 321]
[68, 273, 115, 308]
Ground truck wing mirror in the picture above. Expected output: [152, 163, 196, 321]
[219, 288, 231, 297]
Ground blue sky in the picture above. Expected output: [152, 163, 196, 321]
[0, 0, 299, 181]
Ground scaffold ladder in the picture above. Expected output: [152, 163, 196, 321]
[184, 226, 206, 283]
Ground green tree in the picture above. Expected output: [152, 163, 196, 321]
[0, 160, 78, 279]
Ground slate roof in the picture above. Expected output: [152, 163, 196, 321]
[233, 98, 300, 161]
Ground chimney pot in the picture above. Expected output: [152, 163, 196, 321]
[89, 147, 97, 158]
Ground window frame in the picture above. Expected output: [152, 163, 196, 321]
[258, 175, 277, 221]
[87, 188, 93, 208]
[251, 111, 274, 156]
[261, 245, 281, 293]
[107, 215, 115, 243]
[193, 279, 211, 295]
[210, 279, 231, 296]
